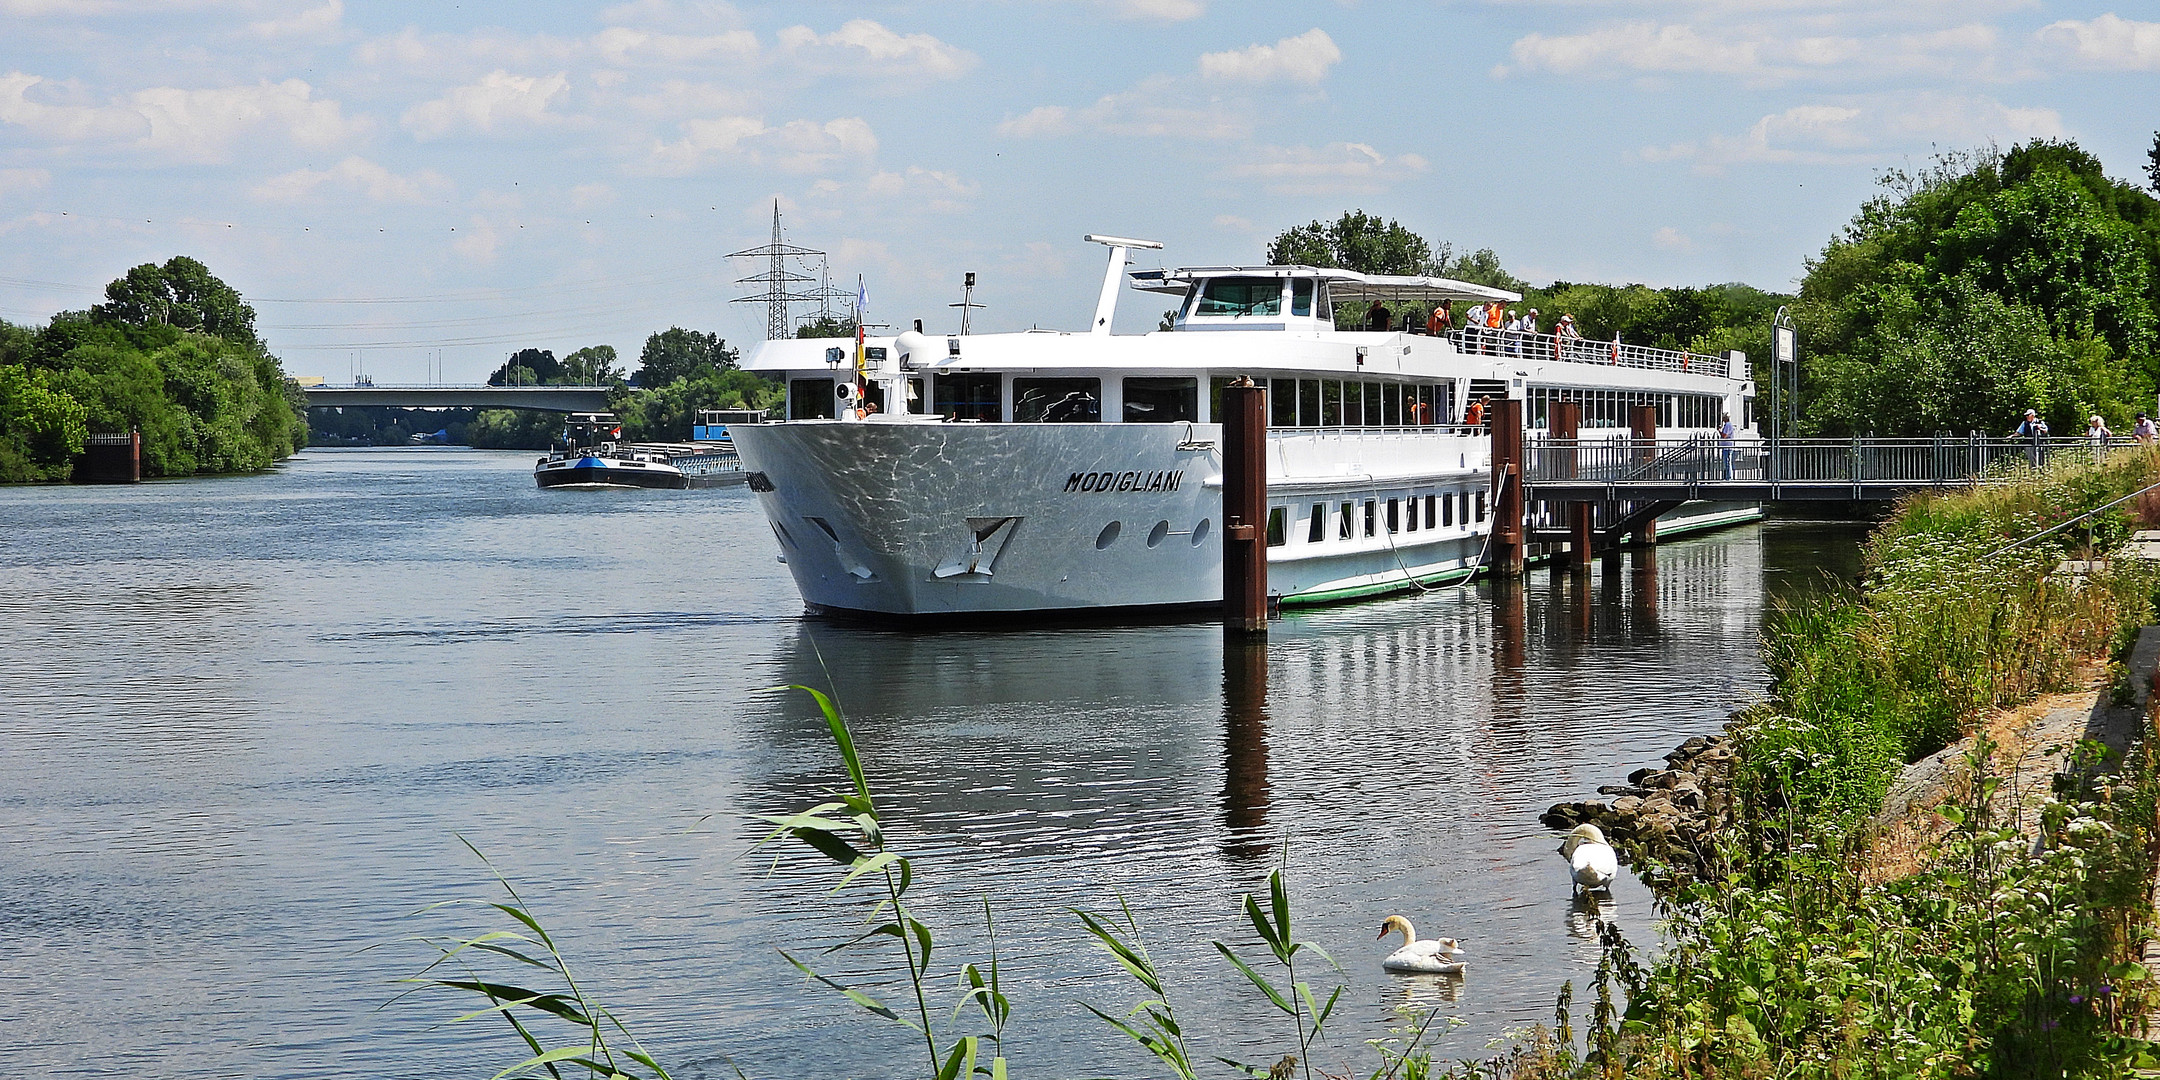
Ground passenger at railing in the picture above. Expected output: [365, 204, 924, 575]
[1409, 398, 1431, 425]
[1718, 413, 1736, 479]
[1503, 310, 1524, 356]
[1465, 396, 1489, 428]
[1555, 314, 1583, 361]
[2136, 414, 2155, 445]
[2013, 410, 2049, 439]
[1464, 302, 1487, 353]
[1367, 299, 1392, 332]
[1486, 300, 1506, 354]
[1427, 302, 1452, 339]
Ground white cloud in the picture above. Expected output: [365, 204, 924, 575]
[996, 105, 1071, 138]
[1224, 141, 1427, 196]
[1497, 19, 2005, 83]
[402, 71, 570, 140]
[1199, 28, 1341, 85]
[620, 79, 753, 118]
[0, 72, 367, 161]
[0, 0, 120, 13]
[2037, 13, 2160, 71]
[592, 26, 758, 65]
[774, 19, 975, 80]
[1001, 77, 1250, 141]
[596, 0, 748, 33]
[252, 156, 450, 203]
[1106, 0, 1204, 20]
[250, 0, 343, 40]
[1652, 226, 1693, 250]
[453, 217, 503, 263]
[1645, 93, 2065, 173]
[645, 115, 876, 175]
[861, 166, 979, 212]
[0, 167, 51, 199]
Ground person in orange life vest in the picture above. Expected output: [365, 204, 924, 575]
[1464, 396, 1488, 427]
[1427, 302, 1451, 338]
[1409, 398, 1431, 424]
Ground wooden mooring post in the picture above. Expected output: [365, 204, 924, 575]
[1628, 404, 1659, 545]
[1551, 400, 1594, 572]
[1221, 382, 1269, 634]
[1490, 398, 1527, 576]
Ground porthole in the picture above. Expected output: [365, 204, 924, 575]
[1146, 520, 1170, 548]
[1096, 521, 1122, 549]
[1191, 518, 1211, 546]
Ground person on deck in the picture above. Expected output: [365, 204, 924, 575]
[1485, 300, 1505, 354]
[1718, 413, 1737, 479]
[1367, 300, 1391, 332]
[1427, 302, 1452, 340]
[1556, 313, 1583, 360]
[1465, 396, 1489, 427]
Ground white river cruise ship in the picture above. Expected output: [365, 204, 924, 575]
[729, 236, 1760, 620]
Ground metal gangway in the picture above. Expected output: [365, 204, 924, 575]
[1522, 434, 2136, 502]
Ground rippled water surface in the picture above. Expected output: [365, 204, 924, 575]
[0, 448, 1867, 1078]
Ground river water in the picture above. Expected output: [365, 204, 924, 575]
[0, 449, 1866, 1079]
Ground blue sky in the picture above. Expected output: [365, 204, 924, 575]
[2, 0, 2155, 382]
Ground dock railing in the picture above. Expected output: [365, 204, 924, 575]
[1525, 434, 2132, 488]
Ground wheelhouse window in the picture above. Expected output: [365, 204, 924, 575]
[1195, 278, 1283, 317]
[864, 377, 924, 416]
[1271, 379, 1298, 427]
[1291, 279, 1314, 317]
[934, 373, 1002, 421]
[1123, 377, 1198, 423]
[790, 378, 837, 420]
[1013, 377, 1101, 423]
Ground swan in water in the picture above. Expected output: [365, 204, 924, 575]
[1376, 916, 1465, 975]
[1560, 823, 1619, 893]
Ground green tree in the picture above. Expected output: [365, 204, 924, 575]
[635, 327, 735, 387]
[0, 363, 88, 481]
[1265, 210, 1438, 275]
[559, 344, 624, 385]
[468, 408, 567, 449]
[2147, 130, 2159, 194]
[1437, 247, 1529, 294]
[796, 314, 858, 339]
[1793, 140, 2160, 435]
[91, 256, 259, 347]
[611, 368, 781, 441]
[486, 348, 559, 386]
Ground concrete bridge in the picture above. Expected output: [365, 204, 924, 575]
[301, 384, 614, 412]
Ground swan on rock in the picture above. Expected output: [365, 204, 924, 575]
[1560, 823, 1619, 893]
[1376, 915, 1465, 975]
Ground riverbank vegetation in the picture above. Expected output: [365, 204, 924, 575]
[1477, 449, 2160, 1079]
[1796, 140, 2160, 438]
[0, 257, 304, 482]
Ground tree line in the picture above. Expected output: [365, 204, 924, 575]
[1269, 135, 2160, 438]
[0, 257, 305, 482]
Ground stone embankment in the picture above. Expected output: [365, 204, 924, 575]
[1540, 731, 1740, 882]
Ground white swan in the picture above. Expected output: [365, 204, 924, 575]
[1376, 915, 1465, 975]
[1559, 823, 1619, 893]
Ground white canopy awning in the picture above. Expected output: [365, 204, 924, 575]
[1129, 265, 1521, 304]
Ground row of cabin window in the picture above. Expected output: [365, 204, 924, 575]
[1526, 387, 1726, 430]
[1262, 490, 1488, 548]
[787, 374, 1456, 426]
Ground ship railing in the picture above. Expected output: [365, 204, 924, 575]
[1266, 423, 1486, 441]
[1523, 434, 2136, 485]
[1446, 327, 1727, 376]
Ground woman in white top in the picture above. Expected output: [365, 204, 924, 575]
[2088, 415, 2113, 455]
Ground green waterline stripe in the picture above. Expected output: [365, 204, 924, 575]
[1274, 505, 1766, 607]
